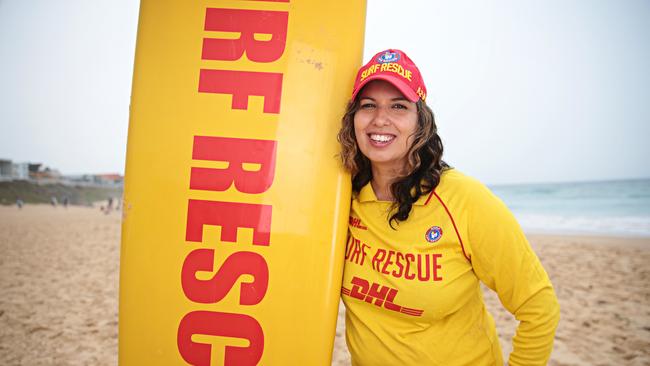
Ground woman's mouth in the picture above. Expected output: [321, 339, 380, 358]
[368, 133, 396, 146]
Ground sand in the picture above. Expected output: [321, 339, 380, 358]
[0, 204, 120, 365]
[1, 205, 649, 365]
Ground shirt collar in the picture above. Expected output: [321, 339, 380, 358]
[357, 183, 378, 203]
[357, 182, 433, 206]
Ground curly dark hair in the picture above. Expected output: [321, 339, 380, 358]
[337, 96, 449, 228]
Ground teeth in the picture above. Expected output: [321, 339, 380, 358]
[370, 134, 394, 142]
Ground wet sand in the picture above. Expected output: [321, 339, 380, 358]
[1, 205, 649, 365]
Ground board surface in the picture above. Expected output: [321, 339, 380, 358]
[118, 1, 366, 365]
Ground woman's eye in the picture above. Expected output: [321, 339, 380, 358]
[360, 103, 376, 109]
[392, 104, 407, 110]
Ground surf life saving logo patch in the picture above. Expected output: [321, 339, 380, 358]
[425, 226, 443, 243]
[376, 51, 400, 64]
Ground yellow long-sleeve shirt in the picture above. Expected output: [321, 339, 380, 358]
[342, 168, 560, 366]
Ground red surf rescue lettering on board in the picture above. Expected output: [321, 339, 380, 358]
[177, 3, 289, 366]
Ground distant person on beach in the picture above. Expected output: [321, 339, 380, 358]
[104, 197, 114, 215]
[16, 198, 23, 209]
[63, 196, 69, 208]
[50, 196, 58, 207]
[337, 49, 560, 365]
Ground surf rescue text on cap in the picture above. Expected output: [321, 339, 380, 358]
[351, 49, 427, 103]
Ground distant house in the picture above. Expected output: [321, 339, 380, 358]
[0, 159, 11, 180]
[29, 164, 61, 181]
[0, 159, 122, 186]
[28, 163, 40, 173]
[94, 173, 123, 186]
[0, 159, 30, 181]
[12, 163, 29, 180]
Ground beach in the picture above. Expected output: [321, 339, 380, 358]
[1, 205, 649, 365]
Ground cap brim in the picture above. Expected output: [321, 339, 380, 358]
[351, 74, 419, 103]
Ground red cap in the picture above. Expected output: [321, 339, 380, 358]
[351, 49, 427, 103]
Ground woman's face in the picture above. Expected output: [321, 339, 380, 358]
[354, 80, 418, 174]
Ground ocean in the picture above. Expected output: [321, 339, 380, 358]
[489, 178, 650, 237]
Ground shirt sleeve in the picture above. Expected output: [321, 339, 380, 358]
[463, 182, 560, 366]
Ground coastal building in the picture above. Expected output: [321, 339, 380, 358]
[28, 164, 62, 182]
[0, 159, 11, 180]
[95, 173, 123, 186]
[0, 158, 123, 186]
[12, 163, 29, 180]
[0, 159, 30, 181]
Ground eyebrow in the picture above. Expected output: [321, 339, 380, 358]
[359, 96, 409, 102]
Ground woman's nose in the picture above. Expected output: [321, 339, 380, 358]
[371, 106, 390, 126]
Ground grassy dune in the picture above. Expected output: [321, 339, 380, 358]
[0, 180, 121, 206]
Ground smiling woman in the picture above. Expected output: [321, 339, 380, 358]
[336, 49, 560, 366]
[338, 50, 445, 225]
[353, 81, 417, 179]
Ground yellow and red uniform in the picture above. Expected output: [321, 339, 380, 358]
[342, 168, 560, 366]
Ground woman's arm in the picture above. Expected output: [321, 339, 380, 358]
[464, 182, 560, 366]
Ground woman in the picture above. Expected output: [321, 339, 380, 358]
[337, 49, 560, 366]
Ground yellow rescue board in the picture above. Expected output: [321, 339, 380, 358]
[119, 1, 366, 365]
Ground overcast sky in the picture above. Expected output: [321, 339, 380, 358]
[1, 0, 648, 185]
